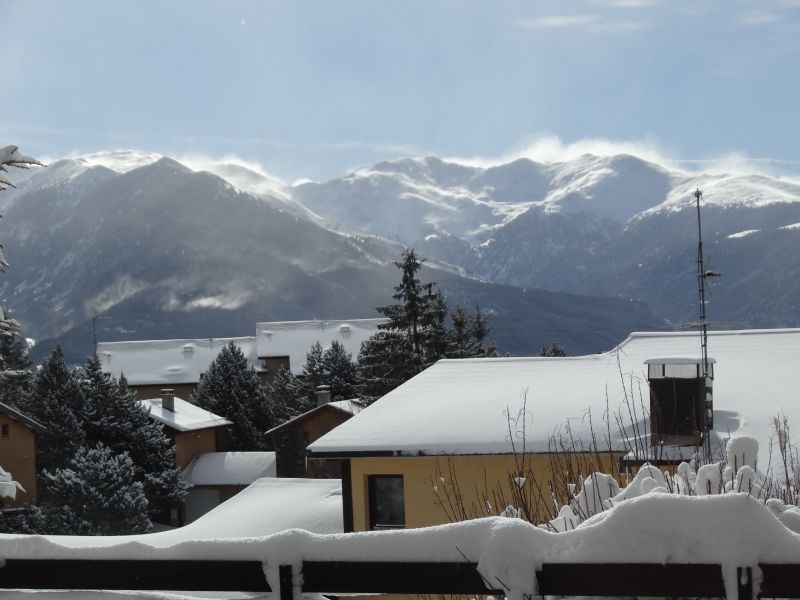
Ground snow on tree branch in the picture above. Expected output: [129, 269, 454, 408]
[0, 145, 43, 191]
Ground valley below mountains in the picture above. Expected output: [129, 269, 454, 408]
[2, 150, 797, 364]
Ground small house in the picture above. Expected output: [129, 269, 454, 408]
[265, 388, 366, 477]
[308, 329, 800, 532]
[98, 318, 387, 399]
[0, 402, 45, 509]
[180, 451, 277, 523]
[139, 390, 232, 469]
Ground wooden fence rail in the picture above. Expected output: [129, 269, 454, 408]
[0, 559, 798, 598]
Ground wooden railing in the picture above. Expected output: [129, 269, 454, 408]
[0, 558, 798, 598]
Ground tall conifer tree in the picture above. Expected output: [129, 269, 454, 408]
[192, 341, 268, 450]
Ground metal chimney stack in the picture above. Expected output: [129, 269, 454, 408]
[160, 389, 175, 412]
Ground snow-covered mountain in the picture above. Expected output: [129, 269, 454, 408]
[291, 154, 800, 328]
[0, 152, 662, 364]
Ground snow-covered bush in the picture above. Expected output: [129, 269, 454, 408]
[0, 465, 25, 501]
[24, 444, 150, 535]
[0, 145, 41, 191]
[544, 434, 800, 534]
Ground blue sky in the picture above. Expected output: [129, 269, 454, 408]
[2, 0, 799, 181]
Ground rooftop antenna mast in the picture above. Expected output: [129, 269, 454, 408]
[694, 188, 719, 458]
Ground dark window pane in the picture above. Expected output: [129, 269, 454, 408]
[369, 475, 405, 530]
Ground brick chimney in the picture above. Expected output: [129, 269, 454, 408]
[160, 388, 175, 412]
[315, 385, 331, 407]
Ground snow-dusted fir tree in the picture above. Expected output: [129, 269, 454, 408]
[539, 342, 567, 357]
[359, 250, 437, 399]
[0, 324, 32, 408]
[82, 356, 187, 517]
[267, 366, 307, 422]
[0, 147, 40, 406]
[22, 346, 87, 471]
[0, 146, 41, 337]
[359, 249, 495, 401]
[192, 341, 268, 450]
[321, 340, 360, 401]
[299, 340, 360, 403]
[447, 305, 497, 359]
[26, 444, 150, 535]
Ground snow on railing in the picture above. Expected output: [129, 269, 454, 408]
[1, 492, 800, 598]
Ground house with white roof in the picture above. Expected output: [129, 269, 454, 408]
[264, 390, 366, 477]
[308, 329, 800, 532]
[139, 391, 232, 470]
[181, 451, 277, 523]
[255, 318, 387, 375]
[98, 336, 262, 400]
[97, 318, 387, 399]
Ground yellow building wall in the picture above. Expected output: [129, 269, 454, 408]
[349, 452, 621, 531]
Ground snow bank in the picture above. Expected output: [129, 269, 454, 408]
[255, 494, 800, 600]
[182, 452, 277, 486]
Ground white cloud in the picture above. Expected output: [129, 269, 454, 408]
[591, 0, 657, 6]
[738, 10, 781, 26]
[446, 134, 800, 180]
[518, 13, 647, 34]
[178, 153, 290, 198]
[518, 15, 598, 29]
[448, 134, 670, 168]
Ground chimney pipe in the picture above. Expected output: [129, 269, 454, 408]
[315, 385, 331, 407]
[161, 389, 175, 412]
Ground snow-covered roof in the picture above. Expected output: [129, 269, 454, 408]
[264, 399, 366, 437]
[32, 478, 342, 553]
[97, 336, 260, 386]
[139, 396, 232, 432]
[309, 329, 800, 465]
[329, 399, 367, 415]
[182, 452, 277, 486]
[0, 401, 46, 432]
[256, 319, 388, 374]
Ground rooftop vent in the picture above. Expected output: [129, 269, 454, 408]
[645, 357, 714, 447]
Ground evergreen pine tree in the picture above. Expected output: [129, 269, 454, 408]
[26, 444, 150, 535]
[359, 249, 459, 401]
[357, 330, 413, 402]
[192, 341, 268, 450]
[82, 357, 187, 517]
[266, 366, 307, 424]
[23, 346, 86, 471]
[299, 341, 325, 409]
[321, 340, 360, 401]
[539, 342, 567, 357]
[446, 305, 497, 358]
[0, 327, 32, 408]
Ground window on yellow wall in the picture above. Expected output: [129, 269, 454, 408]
[368, 475, 405, 530]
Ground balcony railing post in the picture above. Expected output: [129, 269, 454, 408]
[737, 566, 753, 600]
[279, 564, 295, 600]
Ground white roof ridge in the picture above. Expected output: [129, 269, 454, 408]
[98, 335, 257, 347]
[256, 317, 388, 327]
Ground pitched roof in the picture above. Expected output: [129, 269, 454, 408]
[0, 401, 45, 432]
[256, 318, 387, 374]
[264, 399, 366, 438]
[98, 336, 259, 385]
[139, 396, 232, 432]
[181, 451, 277, 486]
[308, 329, 800, 467]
